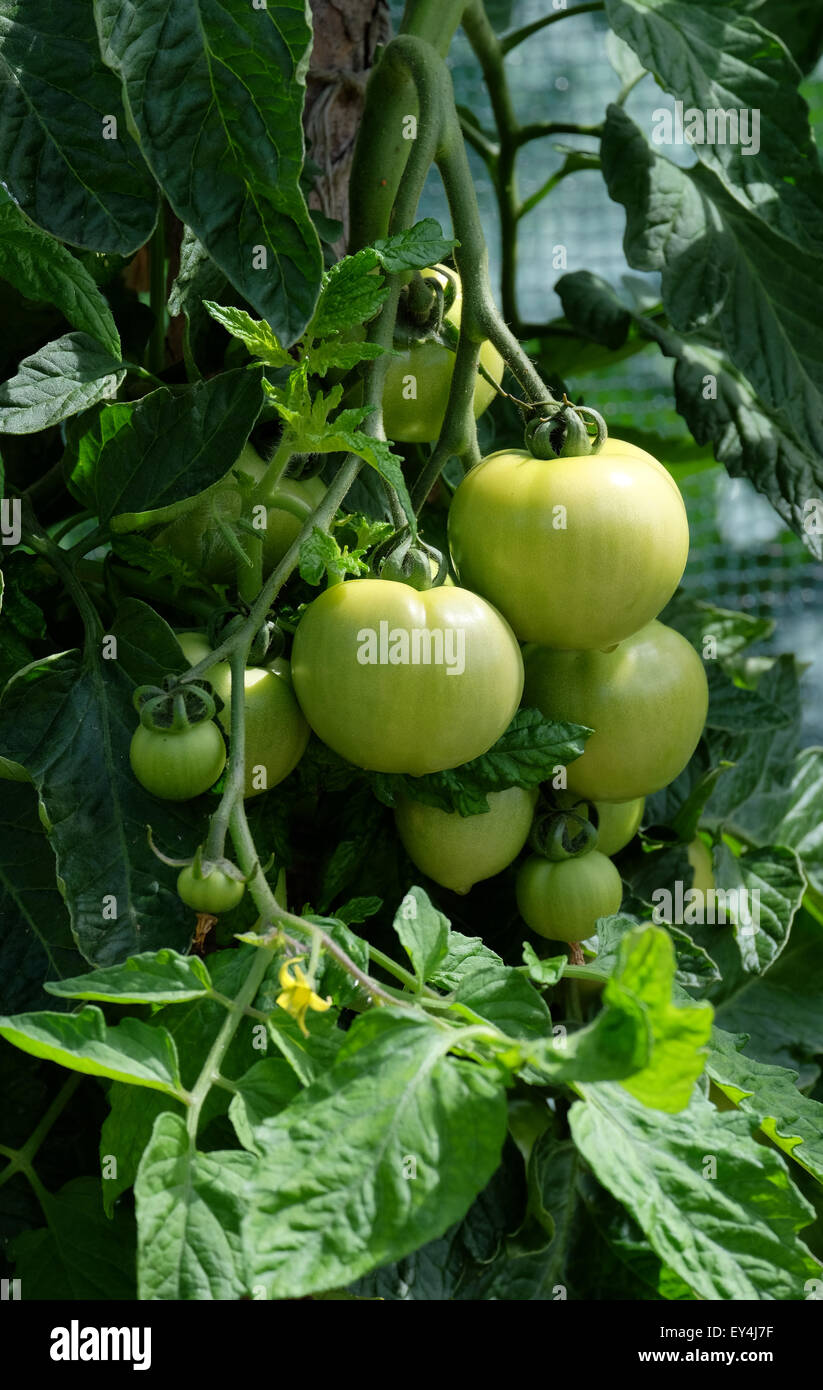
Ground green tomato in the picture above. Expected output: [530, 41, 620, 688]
[556, 790, 645, 857]
[129, 720, 226, 801]
[516, 851, 623, 942]
[523, 621, 708, 802]
[157, 445, 326, 582]
[448, 444, 689, 649]
[177, 865, 245, 914]
[592, 797, 645, 856]
[176, 634, 309, 798]
[395, 786, 537, 894]
[291, 578, 523, 775]
[688, 836, 715, 894]
[382, 265, 504, 443]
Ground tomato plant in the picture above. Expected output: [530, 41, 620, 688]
[291, 578, 523, 774]
[516, 851, 623, 942]
[523, 621, 709, 801]
[0, 0, 820, 1325]
[448, 444, 689, 649]
[382, 264, 504, 443]
[394, 785, 537, 893]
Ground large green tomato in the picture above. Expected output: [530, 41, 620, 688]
[556, 790, 645, 856]
[516, 851, 623, 942]
[395, 786, 537, 894]
[157, 444, 326, 582]
[129, 719, 226, 801]
[291, 578, 523, 775]
[176, 633, 309, 798]
[448, 444, 689, 649]
[382, 265, 504, 443]
[523, 621, 708, 802]
[597, 436, 681, 496]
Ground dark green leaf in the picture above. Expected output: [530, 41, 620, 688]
[0, 0, 157, 253]
[96, 0, 321, 342]
[0, 192, 120, 355]
[0, 333, 124, 434]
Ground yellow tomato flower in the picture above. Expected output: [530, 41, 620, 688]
[276, 956, 332, 1037]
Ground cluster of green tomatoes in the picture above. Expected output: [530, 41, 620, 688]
[129, 267, 709, 946]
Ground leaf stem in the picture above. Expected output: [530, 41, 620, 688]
[501, 1, 605, 55]
[185, 944, 272, 1140]
[147, 210, 167, 377]
[0, 1074, 81, 1193]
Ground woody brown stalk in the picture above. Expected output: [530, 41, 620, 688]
[305, 0, 392, 254]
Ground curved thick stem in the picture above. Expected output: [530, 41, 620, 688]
[349, 2, 466, 251]
[462, 2, 520, 325]
[438, 100, 550, 402]
[398, 0, 467, 56]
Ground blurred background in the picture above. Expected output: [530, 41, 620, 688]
[390, 0, 823, 743]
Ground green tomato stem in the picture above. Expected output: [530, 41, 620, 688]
[147, 208, 167, 377]
[397, 0, 467, 56]
[500, 0, 605, 54]
[0, 1074, 81, 1195]
[185, 942, 272, 1140]
[22, 510, 104, 647]
[250, 433, 295, 506]
[237, 531, 263, 605]
[348, 4, 464, 251]
[204, 643, 250, 862]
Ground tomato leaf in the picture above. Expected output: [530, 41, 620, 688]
[44, 949, 212, 1005]
[10, 1177, 137, 1300]
[0, 1006, 185, 1096]
[0, 333, 125, 434]
[0, 191, 120, 356]
[202, 303, 293, 368]
[708, 1026, 823, 1182]
[0, 0, 157, 254]
[0, 780, 84, 1013]
[373, 219, 456, 274]
[570, 1084, 820, 1299]
[373, 708, 592, 816]
[96, 0, 321, 343]
[392, 886, 449, 986]
[604, 0, 823, 253]
[0, 653, 194, 965]
[135, 1112, 255, 1299]
[604, 924, 713, 1112]
[242, 1009, 508, 1299]
[96, 368, 264, 527]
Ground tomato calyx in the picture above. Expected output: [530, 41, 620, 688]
[528, 799, 599, 861]
[133, 681, 217, 734]
[524, 402, 608, 460]
[373, 529, 448, 591]
[205, 609, 281, 665]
